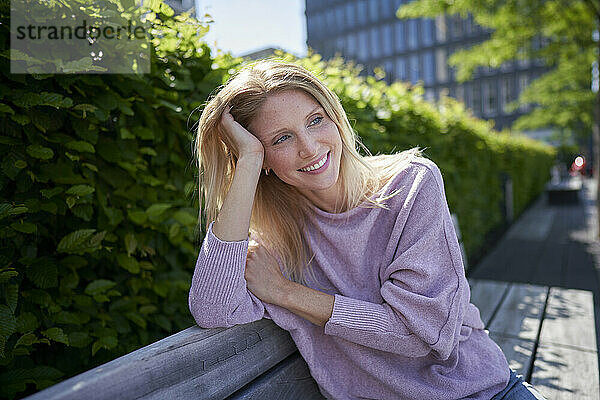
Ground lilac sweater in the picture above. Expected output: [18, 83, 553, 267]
[189, 156, 510, 400]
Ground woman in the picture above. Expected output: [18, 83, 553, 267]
[189, 60, 545, 400]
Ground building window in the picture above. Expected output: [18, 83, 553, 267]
[483, 80, 498, 116]
[464, 82, 472, 109]
[422, 18, 434, 46]
[435, 15, 447, 42]
[407, 19, 419, 49]
[472, 82, 481, 114]
[518, 73, 530, 112]
[357, 0, 368, 26]
[384, 60, 394, 83]
[346, 32, 357, 58]
[370, 27, 381, 59]
[451, 15, 463, 38]
[395, 57, 407, 81]
[345, 2, 356, 28]
[358, 30, 369, 61]
[435, 48, 447, 82]
[336, 36, 346, 57]
[335, 6, 345, 32]
[381, 0, 393, 17]
[500, 76, 514, 114]
[455, 84, 465, 104]
[326, 10, 336, 34]
[369, 0, 380, 22]
[382, 24, 393, 56]
[394, 21, 405, 52]
[409, 54, 420, 84]
[423, 51, 435, 85]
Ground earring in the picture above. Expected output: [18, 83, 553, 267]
[264, 168, 270, 175]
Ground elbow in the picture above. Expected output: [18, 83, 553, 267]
[188, 292, 230, 329]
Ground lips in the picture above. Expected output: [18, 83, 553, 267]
[298, 152, 328, 171]
[298, 152, 330, 174]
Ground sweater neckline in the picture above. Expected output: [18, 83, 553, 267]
[307, 172, 399, 220]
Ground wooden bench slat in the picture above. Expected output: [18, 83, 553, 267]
[487, 284, 548, 341]
[488, 333, 536, 378]
[228, 353, 325, 400]
[26, 319, 297, 400]
[531, 344, 599, 399]
[469, 279, 510, 326]
[538, 287, 597, 351]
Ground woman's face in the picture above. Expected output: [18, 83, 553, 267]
[248, 89, 343, 211]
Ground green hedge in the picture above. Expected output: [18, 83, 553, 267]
[0, 1, 237, 397]
[0, 2, 554, 398]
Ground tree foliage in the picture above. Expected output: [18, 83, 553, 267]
[398, 0, 597, 136]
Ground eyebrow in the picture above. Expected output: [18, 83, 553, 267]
[264, 105, 323, 141]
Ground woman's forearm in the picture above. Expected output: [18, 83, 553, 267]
[279, 281, 335, 327]
[212, 154, 263, 242]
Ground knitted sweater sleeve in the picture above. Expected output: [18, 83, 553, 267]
[188, 222, 269, 328]
[324, 164, 481, 360]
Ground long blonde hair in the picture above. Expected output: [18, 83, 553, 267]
[194, 60, 420, 285]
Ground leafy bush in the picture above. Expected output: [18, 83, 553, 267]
[0, 0, 236, 397]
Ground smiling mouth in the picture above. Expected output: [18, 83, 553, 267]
[298, 152, 329, 172]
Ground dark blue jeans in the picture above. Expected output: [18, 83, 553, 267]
[491, 370, 547, 400]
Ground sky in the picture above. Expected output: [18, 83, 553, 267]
[194, 0, 308, 57]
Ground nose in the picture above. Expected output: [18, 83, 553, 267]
[297, 129, 319, 159]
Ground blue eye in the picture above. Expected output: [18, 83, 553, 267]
[274, 134, 291, 145]
[309, 116, 323, 127]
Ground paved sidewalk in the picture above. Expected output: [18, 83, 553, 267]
[468, 176, 600, 376]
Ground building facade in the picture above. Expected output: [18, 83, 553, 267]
[305, 0, 549, 131]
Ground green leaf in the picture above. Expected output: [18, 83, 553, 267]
[8, 206, 28, 216]
[41, 327, 69, 345]
[116, 254, 140, 273]
[120, 128, 135, 139]
[146, 203, 172, 218]
[21, 289, 52, 307]
[0, 103, 14, 114]
[0, 270, 18, 284]
[40, 187, 64, 199]
[124, 233, 137, 256]
[16, 312, 39, 333]
[15, 333, 38, 347]
[84, 279, 117, 296]
[65, 141, 95, 153]
[172, 210, 198, 226]
[10, 222, 37, 234]
[91, 336, 117, 356]
[26, 144, 54, 160]
[0, 305, 17, 337]
[154, 315, 172, 331]
[57, 229, 104, 254]
[65, 185, 95, 196]
[27, 262, 58, 289]
[128, 210, 147, 225]
[125, 312, 146, 329]
[13, 92, 73, 109]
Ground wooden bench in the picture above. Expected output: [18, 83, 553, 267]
[546, 178, 582, 205]
[25, 279, 598, 400]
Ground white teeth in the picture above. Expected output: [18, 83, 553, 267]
[300, 153, 328, 172]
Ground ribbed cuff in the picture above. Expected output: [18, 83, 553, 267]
[324, 294, 390, 335]
[193, 221, 249, 304]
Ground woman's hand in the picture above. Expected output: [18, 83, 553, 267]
[221, 106, 264, 161]
[245, 243, 290, 305]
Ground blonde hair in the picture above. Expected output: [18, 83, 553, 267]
[194, 60, 420, 286]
